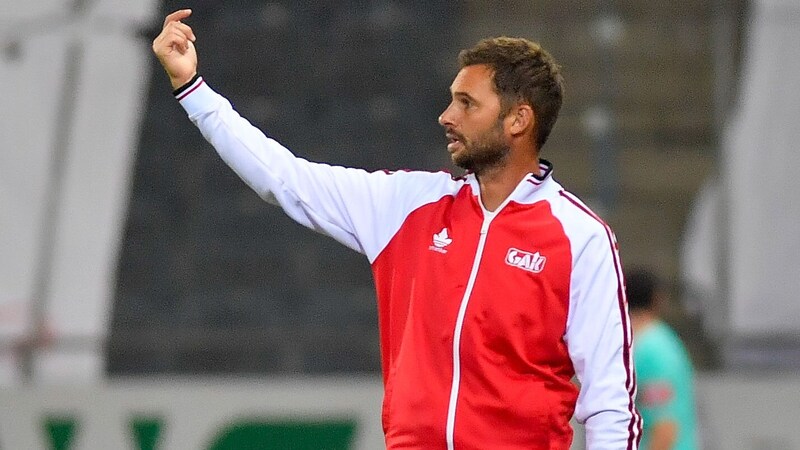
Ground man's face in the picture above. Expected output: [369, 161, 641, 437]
[439, 64, 510, 174]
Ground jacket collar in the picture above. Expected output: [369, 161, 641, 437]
[465, 159, 558, 209]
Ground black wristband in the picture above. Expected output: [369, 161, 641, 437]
[172, 73, 201, 97]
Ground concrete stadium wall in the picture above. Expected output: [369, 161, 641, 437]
[0, 373, 797, 449]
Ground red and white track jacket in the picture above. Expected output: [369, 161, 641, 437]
[176, 77, 641, 450]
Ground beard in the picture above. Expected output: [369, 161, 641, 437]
[451, 121, 510, 175]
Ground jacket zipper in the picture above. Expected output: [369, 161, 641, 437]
[445, 213, 494, 450]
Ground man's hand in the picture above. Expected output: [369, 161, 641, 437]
[152, 9, 198, 89]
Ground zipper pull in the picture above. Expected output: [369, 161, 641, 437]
[480, 217, 491, 234]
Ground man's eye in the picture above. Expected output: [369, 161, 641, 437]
[460, 99, 471, 107]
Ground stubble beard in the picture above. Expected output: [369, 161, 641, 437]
[452, 122, 510, 176]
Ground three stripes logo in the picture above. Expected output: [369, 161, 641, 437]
[429, 228, 452, 254]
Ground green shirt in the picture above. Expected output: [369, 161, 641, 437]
[634, 321, 698, 450]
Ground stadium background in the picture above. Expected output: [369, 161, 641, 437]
[1, 0, 799, 448]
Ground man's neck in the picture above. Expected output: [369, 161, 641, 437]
[476, 152, 541, 212]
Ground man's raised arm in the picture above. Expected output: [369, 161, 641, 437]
[148, 11, 454, 262]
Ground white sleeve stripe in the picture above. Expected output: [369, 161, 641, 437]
[559, 191, 642, 448]
[175, 76, 205, 101]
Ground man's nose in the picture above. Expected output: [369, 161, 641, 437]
[438, 103, 455, 127]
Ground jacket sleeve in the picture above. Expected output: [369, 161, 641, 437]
[175, 77, 454, 262]
[564, 228, 641, 450]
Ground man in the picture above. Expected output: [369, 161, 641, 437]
[153, 9, 640, 449]
[625, 268, 698, 450]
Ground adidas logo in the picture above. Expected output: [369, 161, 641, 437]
[505, 248, 546, 273]
[429, 228, 452, 254]
[433, 228, 452, 248]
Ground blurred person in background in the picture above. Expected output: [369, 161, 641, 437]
[626, 268, 699, 450]
[152, 9, 641, 449]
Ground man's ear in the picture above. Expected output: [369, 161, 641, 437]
[509, 104, 535, 137]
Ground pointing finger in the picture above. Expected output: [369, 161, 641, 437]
[163, 9, 192, 29]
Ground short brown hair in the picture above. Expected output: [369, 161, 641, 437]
[458, 37, 564, 150]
